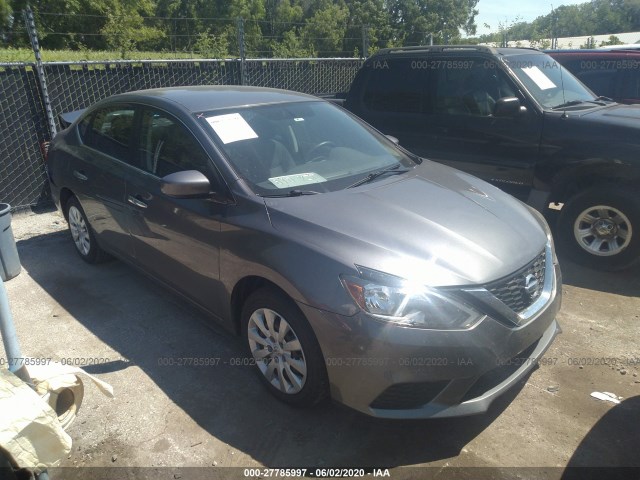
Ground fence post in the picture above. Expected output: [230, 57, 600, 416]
[361, 25, 369, 58]
[23, 6, 57, 139]
[237, 17, 246, 85]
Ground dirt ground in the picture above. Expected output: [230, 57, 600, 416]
[2, 208, 640, 479]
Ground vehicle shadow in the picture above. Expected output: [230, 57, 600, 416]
[557, 253, 640, 297]
[561, 396, 640, 480]
[14, 229, 529, 469]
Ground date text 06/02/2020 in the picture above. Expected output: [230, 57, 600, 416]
[243, 468, 391, 478]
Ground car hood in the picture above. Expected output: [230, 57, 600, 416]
[580, 103, 640, 126]
[264, 161, 547, 287]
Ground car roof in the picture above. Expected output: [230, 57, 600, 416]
[106, 85, 318, 113]
[546, 49, 640, 55]
[370, 45, 545, 58]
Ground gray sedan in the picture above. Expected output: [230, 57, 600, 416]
[47, 86, 561, 418]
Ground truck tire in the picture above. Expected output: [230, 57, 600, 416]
[557, 187, 640, 270]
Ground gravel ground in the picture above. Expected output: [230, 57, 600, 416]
[9, 208, 67, 241]
[2, 209, 639, 479]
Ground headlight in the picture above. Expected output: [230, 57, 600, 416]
[340, 267, 484, 330]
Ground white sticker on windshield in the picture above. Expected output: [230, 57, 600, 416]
[521, 66, 556, 90]
[268, 172, 326, 189]
[206, 113, 258, 144]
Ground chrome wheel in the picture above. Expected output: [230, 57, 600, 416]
[68, 205, 90, 256]
[247, 308, 307, 394]
[574, 205, 632, 256]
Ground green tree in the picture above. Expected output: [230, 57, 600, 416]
[271, 28, 314, 57]
[154, 0, 208, 52]
[1, 0, 10, 32]
[193, 29, 229, 57]
[224, 0, 266, 56]
[343, 0, 393, 55]
[387, 0, 479, 46]
[600, 34, 624, 46]
[100, 0, 164, 57]
[26, 0, 108, 50]
[301, 2, 349, 56]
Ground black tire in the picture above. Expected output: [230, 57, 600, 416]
[557, 187, 640, 270]
[65, 196, 110, 264]
[241, 287, 329, 407]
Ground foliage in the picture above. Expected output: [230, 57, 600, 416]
[599, 34, 624, 46]
[470, 0, 640, 46]
[0, 47, 209, 61]
[271, 29, 315, 57]
[1, 0, 482, 57]
[193, 30, 229, 58]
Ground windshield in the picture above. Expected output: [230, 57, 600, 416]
[198, 101, 415, 195]
[505, 54, 598, 109]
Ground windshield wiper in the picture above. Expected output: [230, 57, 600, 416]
[261, 189, 321, 198]
[552, 99, 607, 109]
[551, 100, 587, 109]
[346, 164, 409, 189]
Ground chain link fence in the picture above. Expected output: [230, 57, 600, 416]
[0, 64, 51, 209]
[0, 58, 362, 210]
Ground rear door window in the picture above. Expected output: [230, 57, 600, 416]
[82, 106, 135, 163]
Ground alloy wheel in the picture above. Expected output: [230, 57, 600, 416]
[68, 205, 91, 256]
[247, 308, 307, 394]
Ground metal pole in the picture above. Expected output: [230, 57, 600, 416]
[0, 280, 31, 383]
[361, 25, 369, 58]
[237, 17, 246, 85]
[429, 33, 433, 46]
[23, 6, 57, 139]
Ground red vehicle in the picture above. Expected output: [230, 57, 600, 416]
[546, 49, 640, 104]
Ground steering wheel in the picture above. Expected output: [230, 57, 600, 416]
[307, 141, 336, 162]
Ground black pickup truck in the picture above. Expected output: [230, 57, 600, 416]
[328, 45, 640, 270]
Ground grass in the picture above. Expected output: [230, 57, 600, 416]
[0, 47, 216, 63]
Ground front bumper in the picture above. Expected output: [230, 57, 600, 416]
[299, 263, 562, 419]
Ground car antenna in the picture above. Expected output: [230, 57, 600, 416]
[557, 59, 568, 118]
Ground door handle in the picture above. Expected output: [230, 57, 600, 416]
[127, 195, 148, 209]
[73, 170, 88, 181]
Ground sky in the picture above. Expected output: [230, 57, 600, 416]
[474, 0, 588, 36]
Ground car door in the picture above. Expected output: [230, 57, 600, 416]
[125, 106, 230, 314]
[423, 57, 543, 200]
[70, 105, 135, 257]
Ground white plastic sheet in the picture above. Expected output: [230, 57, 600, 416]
[1, 361, 114, 471]
[0, 368, 71, 473]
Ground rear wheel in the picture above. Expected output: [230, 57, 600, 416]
[241, 288, 328, 407]
[557, 187, 640, 270]
[66, 196, 109, 264]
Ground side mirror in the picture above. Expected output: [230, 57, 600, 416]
[493, 97, 526, 117]
[385, 135, 400, 145]
[161, 170, 211, 198]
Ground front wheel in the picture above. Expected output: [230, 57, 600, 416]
[557, 187, 640, 270]
[241, 288, 328, 407]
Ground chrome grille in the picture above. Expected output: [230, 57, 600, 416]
[486, 251, 546, 313]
